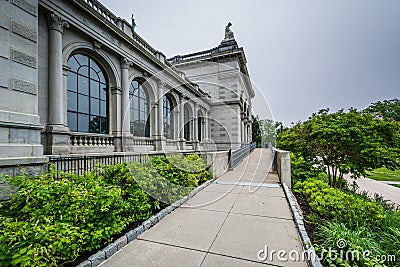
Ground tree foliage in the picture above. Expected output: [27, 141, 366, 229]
[252, 115, 262, 147]
[364, 98, 400, 122]
[279, 108, 400, 188]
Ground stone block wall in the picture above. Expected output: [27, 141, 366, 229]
[0, 0, 46, 174]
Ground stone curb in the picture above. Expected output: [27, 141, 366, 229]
[76, 178, 215, 267]
[282, 183, 323, 267]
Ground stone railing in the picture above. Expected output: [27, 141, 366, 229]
[82, 0, 118, 26]
[132, 137, 153, 146]
[132, 32, 157, 56]
[166, 140, 178, 146]
[70, 132, 114, 154]
[70, 132, 114, 147]
[273, 148, 291, 188]
[167, 41, 239, 63]
[80, 0, 158, 57]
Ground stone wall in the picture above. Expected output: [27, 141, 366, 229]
[274, 148, 291, 188]
[206, 150, 229, 178]
[0, 0, 46, 174]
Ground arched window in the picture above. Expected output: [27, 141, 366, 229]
[163, 95, 174, 139]
[130, 80, 150, 137]
[184, 105, 191, 140]
[67, 53, 108, 134]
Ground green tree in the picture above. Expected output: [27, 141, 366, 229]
[252, 115, 262, 147]
[259, 119, 278, 147]
[279, 108, 400, 188]
[364, 98, 400, 121]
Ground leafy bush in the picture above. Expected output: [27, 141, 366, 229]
[150, 154, 211, 187]
[295, 179, 400, 266]
[0, 154, 212, 266]
[290, 153, 326, 185]
[315, 222, 387, 267]
[294, 179, 385, 227]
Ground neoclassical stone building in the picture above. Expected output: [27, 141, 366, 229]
[0, 0, 254, 173]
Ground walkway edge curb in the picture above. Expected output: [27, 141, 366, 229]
[77, 178, 216, 267]
[282, 183, 323, 267]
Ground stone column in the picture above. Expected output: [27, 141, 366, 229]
[192, 102, 199, 150]
[240, 121, 244, 145]
[120, 58, 133, 151]
[121, 58, 131, 134]
[178, 94, 185, 150]
[150, 101, 157, 138]
[154, 81, 166, 151]
[46, 12, 70, 154]
[157, 81, 164, 137]
[111, 86, 122, 151]
[244, 121, 248, 144]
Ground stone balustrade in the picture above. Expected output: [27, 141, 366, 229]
[70, 133, 114, 147]
[82, 0, 118, 26]
[132, 137, 153, 146]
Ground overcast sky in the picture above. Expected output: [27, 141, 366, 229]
[101, 0, 400, 126]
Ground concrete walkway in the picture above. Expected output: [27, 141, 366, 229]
[100, 149, 307, 267]
[345, 174, 400, 206]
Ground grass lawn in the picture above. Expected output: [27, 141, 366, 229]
[367, 167, 400, 188]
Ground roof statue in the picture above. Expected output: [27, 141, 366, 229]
[224, 22, 234, 40]
[131, 14, 136, 32]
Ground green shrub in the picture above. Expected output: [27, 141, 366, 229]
[0, 154, 212, 266]
[100, 163, 153, 219]
[290, 153, 326, 185]
[150, 154, 211, 188]
[294, 179, 386, 227]
[295, 179, 400, 266]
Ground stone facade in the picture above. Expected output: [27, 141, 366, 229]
[168, 38, 254, 150]
[0, 0, 255, 174]
[0, 0, 46, 175]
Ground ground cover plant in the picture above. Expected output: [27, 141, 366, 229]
[292, 167, 400, 266]
[0, 154, 211, 266]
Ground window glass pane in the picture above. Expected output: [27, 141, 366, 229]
[89, 116, 99, 133]
[67, 57, 80, 72]
[99, 117, 108, 134]
[90, 68, 99, 81]
[131, 80, 139, 90]
[67, 112, 77, 132]
[78, 66, 89, 77]
[90, 80, 99, 98]
[133, 108, 138, 122]
[90, 58, 101, 73]
[78, 76, 89, 95]
[78, 113, 89, 132]
[67, 72, 77, 92]
[98, 72, 106, 84]
[78, 94, 89, 114]
[74, 54, 88, 67]
[100, 100, 107, 116]
[139, 97, 145, 110]
[91, 98, 100, 116]
[67, 91, 77, 112]
[100, 86, 107, 100]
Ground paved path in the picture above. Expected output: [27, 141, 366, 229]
[345, 174, 400, 207]
[100, 149, 307, 267]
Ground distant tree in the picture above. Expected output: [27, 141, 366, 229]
[364, 98, 400, 121]
[259, 119, 277, 147]
[278, 108, 400, 188]
[252, 115, 262, 147]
